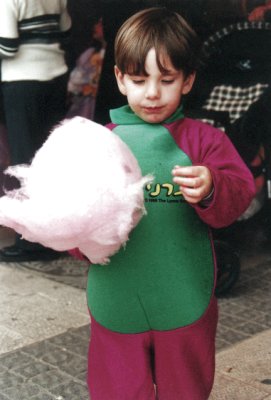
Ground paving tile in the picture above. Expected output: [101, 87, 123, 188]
[0, 371, 24, 391]
[57, 355, 88, 381]
[69, 325, 91, 341]
[30, 370, 71, 390]
[217, 328, 250, 347]
[2, 383, 41, 400]
[76, 371, 88, 383]
[17, 256, 88, 290]
[235, 308, 267, 320]
[41, 347, 85, 366]
[217, 314, 248, 329]
[0, 366, 7, 375]
[238, 321, 268, 336]
[0, 395, 10, 400]
[254, 314, 271, 327]
[216, 337, 231, 351]
[21, 343, 58, 362]
[22, 340, 77, 364]
[12, 361, 53, 379]
[47, 331, 89, 358]
[0, 352, 34, 370]
[30, 394, 56, 400]
[50, 381, 89, 400]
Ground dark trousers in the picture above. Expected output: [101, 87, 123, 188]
[2, 74, 68, 250]
[2, 74, 68, 164]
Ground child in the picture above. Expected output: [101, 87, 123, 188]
[86, 7, 255, 400]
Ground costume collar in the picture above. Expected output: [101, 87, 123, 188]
[110, 105, 184, 125]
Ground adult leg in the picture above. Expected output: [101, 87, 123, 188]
[1, 81, 41, 165]
[153, 297, 218, 400]
[2, 75, 67, 167]
[88, 316, 156, 400]
[42, 73, 68, 139]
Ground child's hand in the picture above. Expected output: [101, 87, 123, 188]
[172, 165, 213, 204]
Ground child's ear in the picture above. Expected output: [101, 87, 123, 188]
[114, 66, 127, 96]
[181, 72, 196, 95]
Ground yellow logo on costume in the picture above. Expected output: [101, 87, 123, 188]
[145, 183, 184, 203]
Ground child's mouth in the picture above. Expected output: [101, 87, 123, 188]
[143, 106, 163, 113]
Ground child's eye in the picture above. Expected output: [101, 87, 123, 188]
[162, 79, 175, 84]
[132, 79, 145, 85]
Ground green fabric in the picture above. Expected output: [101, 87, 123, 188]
[87, 107, 214, 333]
[110, 104, 184, 125]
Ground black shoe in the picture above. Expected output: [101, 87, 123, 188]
[0, 245, 64, 262]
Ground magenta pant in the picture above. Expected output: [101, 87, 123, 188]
[88, 297, 218, 400]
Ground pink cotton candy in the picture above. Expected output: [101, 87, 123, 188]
[0, 117, 152, 264]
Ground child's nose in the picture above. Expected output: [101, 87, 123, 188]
[145, 82, 160, 99]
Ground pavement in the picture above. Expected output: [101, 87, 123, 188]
[0, 221, 271, 400]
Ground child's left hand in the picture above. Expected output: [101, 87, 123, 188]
[172, 165, 213, 204]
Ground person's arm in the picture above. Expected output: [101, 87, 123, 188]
[193, 132, 256, 228]
[0, 0, 19, 58]
[169, 120, 256, 228]
[60, 0, 72, 31]
[59, 0, 72, 48]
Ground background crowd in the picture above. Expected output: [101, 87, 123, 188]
[0, 0, 271, 263]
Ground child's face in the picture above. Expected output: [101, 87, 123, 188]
[115, 48, 195, 123]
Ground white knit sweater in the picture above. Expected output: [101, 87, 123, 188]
[0, 0, 72, 81]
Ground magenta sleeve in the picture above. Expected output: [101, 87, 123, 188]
[167, 118, 256, 228]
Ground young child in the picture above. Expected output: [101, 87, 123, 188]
[86, 7, 255, 400]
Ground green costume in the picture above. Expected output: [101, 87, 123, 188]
[87, 106, 214, 333]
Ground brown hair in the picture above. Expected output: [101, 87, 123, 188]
[114, 7, 201, 77]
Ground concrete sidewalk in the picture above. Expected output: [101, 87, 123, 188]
[211, 329, 271, 399]
[0, 226, 271, 399]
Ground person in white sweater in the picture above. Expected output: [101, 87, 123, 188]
[0, 0, 72, 262]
